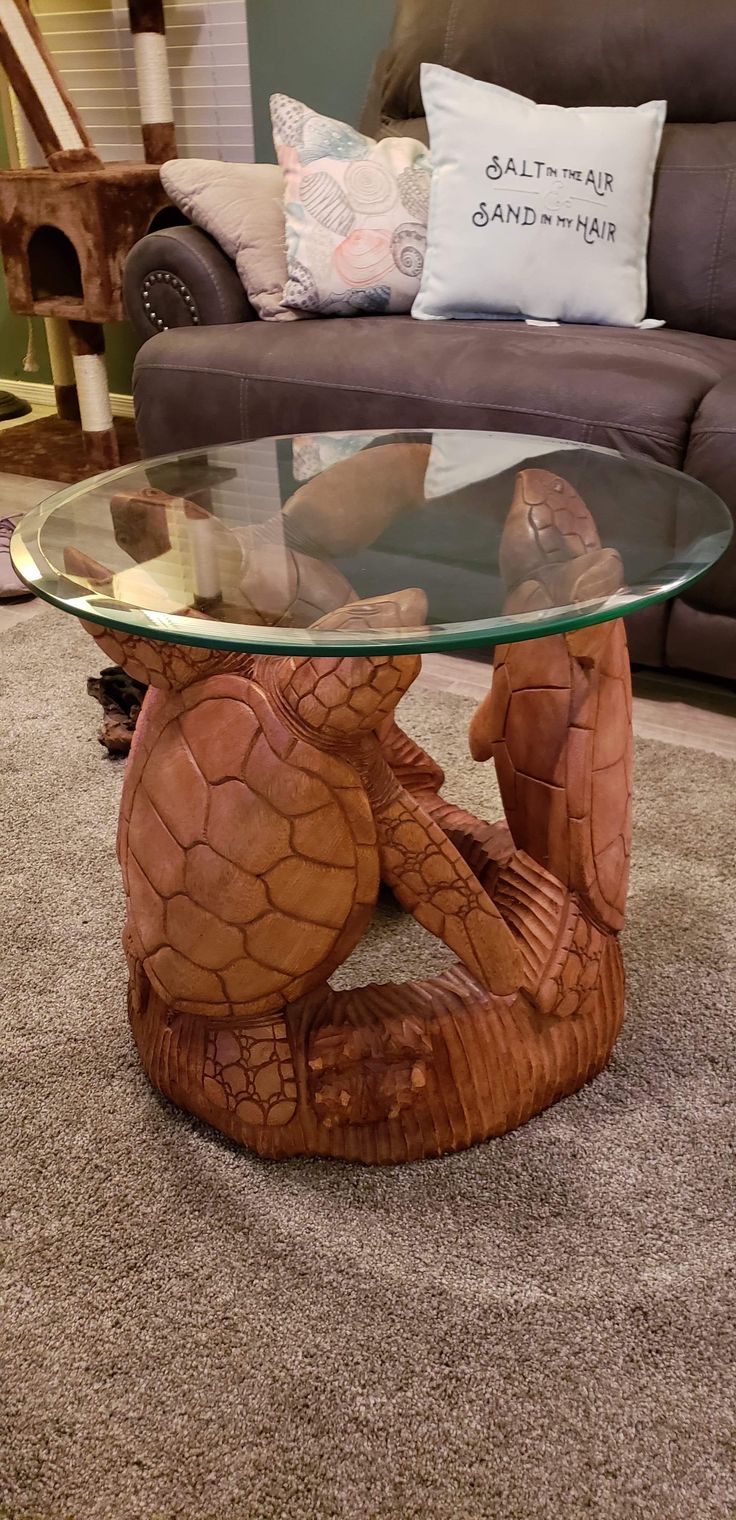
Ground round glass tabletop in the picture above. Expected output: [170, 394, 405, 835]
[11, 429, 732, 655]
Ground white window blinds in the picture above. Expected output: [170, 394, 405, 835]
[29, 0, 253, 163]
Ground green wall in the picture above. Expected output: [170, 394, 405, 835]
[0, 275, 140, 392]
[0, 284, 53, 386]
[247, 0, 396, 161]
[0, 0, 396, 390]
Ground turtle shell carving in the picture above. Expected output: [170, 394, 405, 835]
[118, 677, 380, 1019]
[490, 624, 632, 932]
[484, 469, 633, 933]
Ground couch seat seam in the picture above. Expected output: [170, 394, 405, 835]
[134, 362, 689, 443]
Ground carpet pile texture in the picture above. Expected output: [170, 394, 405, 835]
[1, 611, 734, 1520]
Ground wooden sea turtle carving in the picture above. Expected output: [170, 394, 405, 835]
[71, 463, 633, 1163]
[76, 583, 521, 1132]
[469, 467, 632, 933]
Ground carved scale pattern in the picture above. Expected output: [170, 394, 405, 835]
[118, 672, 379, 1020]
[203, 1017, 298, 1128]
[82, 619, 253, 689]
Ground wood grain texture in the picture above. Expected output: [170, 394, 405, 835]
[79, 467, 634, 1162]
[129, 924, 625, 1163]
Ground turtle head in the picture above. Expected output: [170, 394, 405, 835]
[270, 587, 425, 740]
[273, 651, 420, 740]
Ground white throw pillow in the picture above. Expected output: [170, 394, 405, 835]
[271, 94, 431, 317]
[423, 431, 595, 499]
[413, 64, 666, 327]
[160, 160, 297, 322]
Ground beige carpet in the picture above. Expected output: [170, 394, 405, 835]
[1, 611, 734, 1520]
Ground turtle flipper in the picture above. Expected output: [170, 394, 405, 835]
[276, 589, 523, 997]
[491, 849, 607, 1017]
[307, 994, 432, 1128]
[127, 952, 300, 1130]
[363, 759, 522, 996]
[311, 586, 428, 636]
[78, 616, 253, 690]
[281, 439, 431, 557]
[377, 715, 446, 794]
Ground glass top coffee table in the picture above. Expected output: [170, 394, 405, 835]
[12, 429, 732, 1163]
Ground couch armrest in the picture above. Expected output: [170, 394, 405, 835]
[123, 225, 255, 340]
[683, 374, 736, 622]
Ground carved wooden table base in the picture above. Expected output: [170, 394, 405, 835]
[77, 469, 633, 1163]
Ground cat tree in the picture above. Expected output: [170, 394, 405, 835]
[0, 0, 177, 470]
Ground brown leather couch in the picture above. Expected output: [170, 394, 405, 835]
[125, 0, 736, 680]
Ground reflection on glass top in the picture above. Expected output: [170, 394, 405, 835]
[11, 429, 732, 654]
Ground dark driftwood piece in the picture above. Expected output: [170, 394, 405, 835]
[68, 464, 633, 1163]
[87, 665, 148, 755]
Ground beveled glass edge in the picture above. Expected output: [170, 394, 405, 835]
[13, 533, 732, 655]
[10, 433, 734, 657]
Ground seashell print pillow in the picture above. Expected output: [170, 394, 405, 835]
[291, 431, 390, 481]
[271, 93, 431, 318]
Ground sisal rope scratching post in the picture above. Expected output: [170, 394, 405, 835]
[0, 0, 178, 473]
[0, 0, 117, 464]
[5, 81, 82, 424]
[68, 322, 117, 471]
[0, 0, 94, 163]
[129, 0, 177, 164]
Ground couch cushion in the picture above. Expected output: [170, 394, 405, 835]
[378, 0, 736, 126]
[646, 124, 736, 341]
[134, 316, 736, 469]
